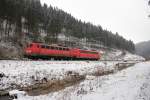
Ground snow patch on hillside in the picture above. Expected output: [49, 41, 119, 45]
[123, 52, 145, 61]
[100, 49, 145, 61]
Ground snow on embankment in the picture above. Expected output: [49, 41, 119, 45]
[82, 61, 150, 100]
[100, 49, 145, 61]
[0, 60, 134, 95]
[0, 61, 108, 91]
[0, 42, 22, 59]
[14, 61, 150, 100]
[122, 52, 145, 61]
[100, 49, 122, 60]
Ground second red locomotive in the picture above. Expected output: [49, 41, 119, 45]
[24, 42, 101, 60]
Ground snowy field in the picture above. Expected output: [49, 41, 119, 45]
[0, 60, 119, 90]
[12, 61, 150, 100]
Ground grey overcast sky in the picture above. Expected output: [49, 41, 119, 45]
[41, 0, 150, 43]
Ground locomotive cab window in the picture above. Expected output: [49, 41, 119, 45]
[45, 46, 49, 49]
[62, 48, 65, 50]
[66, 48, 69, 51]
[41, 45, 45, 48]
[51, 46, 54, 49]
[37, 45, 40, 48]
[59, 48, 62, 50]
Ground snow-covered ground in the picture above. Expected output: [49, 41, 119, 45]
[122, 52, 145, 61]
[13, 61, 150, 100]
[101, 49, 145, 61]
[0, 50, 145, 100]
[0, 60, 118, 90]
[100, 49, 123, 60]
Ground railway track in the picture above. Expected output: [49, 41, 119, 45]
[0, 58, 144, 62]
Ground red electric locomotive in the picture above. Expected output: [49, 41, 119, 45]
[24, 42, 101, 60]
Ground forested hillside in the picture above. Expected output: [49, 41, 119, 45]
[135, 41, 150, 59]
[0, 0, 135, 52]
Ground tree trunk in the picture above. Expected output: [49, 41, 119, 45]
[0, 18, 2, 41]
[4, 20, 8, 42]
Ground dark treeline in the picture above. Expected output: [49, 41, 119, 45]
[0, 0, 135, 52]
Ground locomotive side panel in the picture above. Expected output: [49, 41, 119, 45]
[24, 42, 101, 60]
[78, 50, 100, 60]
[38, 45, 71, 58]
[25, 43, 40, 56]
